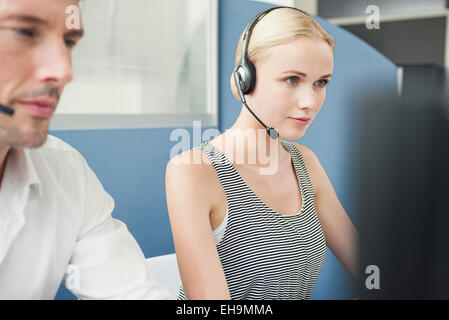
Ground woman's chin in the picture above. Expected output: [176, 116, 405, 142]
[280, 127, 307, 141]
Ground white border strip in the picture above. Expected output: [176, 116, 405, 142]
[50, 114, 216, 130]
[445, 11, 449, 71]
[207, 0, 219, 120]
[397, 66, 403, 98]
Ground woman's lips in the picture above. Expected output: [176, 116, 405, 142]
[289, 117, 311, 126]
[17, 100, 56, 119]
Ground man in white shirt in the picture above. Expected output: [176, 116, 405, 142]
[0, 0, 173, 299]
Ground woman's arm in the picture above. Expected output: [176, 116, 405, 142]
[165, 150, 231, 299]
[297, 144, 359, 282]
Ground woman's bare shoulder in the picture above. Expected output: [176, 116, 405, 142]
[165, 147, 222, 206]
[166, 148, 216, 183]
[291, 142, 324, 192]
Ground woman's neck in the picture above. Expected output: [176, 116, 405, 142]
[216, 107, 290, 175]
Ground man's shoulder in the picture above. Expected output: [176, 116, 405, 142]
[28, 135, 89, 174]
[40, 135, 79, 154]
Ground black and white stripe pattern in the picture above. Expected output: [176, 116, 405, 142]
[178, 140, 326, 300]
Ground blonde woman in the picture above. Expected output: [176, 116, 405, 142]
[166, 7, 358, 300]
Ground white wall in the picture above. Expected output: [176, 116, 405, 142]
[58, 0, 214, 116]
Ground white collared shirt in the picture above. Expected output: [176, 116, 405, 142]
[0, 135, 173, 300]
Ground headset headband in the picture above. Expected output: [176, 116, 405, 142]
[240, 6, 310, 66]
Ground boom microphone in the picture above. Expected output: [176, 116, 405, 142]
[0, 104, 14, 116]
[233, 71, 279, 140]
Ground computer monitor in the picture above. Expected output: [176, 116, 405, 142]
[357, 64, 449, 299]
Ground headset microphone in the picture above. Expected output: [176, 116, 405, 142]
[233, 71, 279, 139]
[0, 104, 14, 116]
[233, 6, 309, 140]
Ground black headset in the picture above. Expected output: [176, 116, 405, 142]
[233, 6, 310, 139]
[0, 104, 14, 116]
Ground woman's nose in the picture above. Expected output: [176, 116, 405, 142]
[296, 87, 317, 111]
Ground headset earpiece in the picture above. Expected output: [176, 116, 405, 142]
[234, 60, 256, 96]
[245, 60, 256, 95]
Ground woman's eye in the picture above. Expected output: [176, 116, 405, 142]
[315, 79, 329, 88]
[287, 76, 298, 85]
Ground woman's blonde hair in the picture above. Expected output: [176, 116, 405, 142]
[230, 8, 335, 100]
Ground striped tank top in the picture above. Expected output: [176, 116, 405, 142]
[178, 140, 326, 300]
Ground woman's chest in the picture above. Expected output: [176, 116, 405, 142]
[236, 165, 303, 215]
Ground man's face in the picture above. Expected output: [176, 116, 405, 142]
[0, 0, 83, 148]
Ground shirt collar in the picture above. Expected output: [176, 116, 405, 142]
[23, 148, 43, 198]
